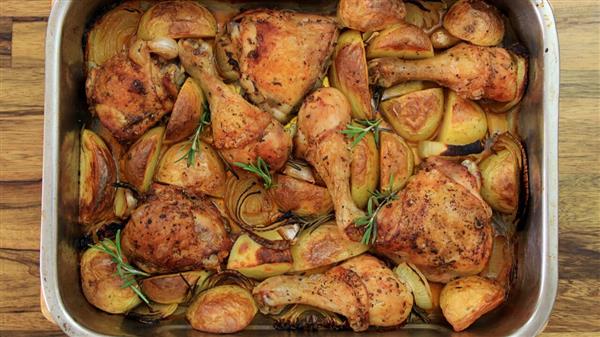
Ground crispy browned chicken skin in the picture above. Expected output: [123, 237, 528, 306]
[375, 158, 494, 283]
[86, 41, 180, 142]
[368, 43, 518, 102]
[121, 184, 232, 274]
[178, 39, 292, 170]
[225, 9, 338, 122]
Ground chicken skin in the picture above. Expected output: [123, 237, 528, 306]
[178, 39, 292, 170]
[375, 158, 494, 283]
[86, 40, 182, 142]
[297, 88, 365, 241]
[121, 184, 232, 274]
[369, 43, 518, 102]
[253, 254, 412, 331]
[224, 10, 338, 122]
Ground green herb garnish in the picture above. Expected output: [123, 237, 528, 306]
[177, 104, 211, 167]
[233, 157, 274, 189]
[90, 230, 150, 304]
[354, 178, 399, 245]
[341, 118, 382, 148]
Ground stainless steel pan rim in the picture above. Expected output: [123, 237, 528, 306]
[40, 1, 559, 336]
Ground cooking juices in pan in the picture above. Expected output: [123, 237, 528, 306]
[79, 0, 529, 333]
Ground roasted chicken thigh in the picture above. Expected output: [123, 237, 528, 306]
[376, 158, 494, 283]
[178, 39, 292, 170]
[223, 10, 338, 122]
[121, 184, 232, 274]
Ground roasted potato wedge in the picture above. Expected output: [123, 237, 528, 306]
[350, 129, 379, 209]
[440, 275, 505, 332]
[337, 0, 406, 32]
[85, 0, 149, 70]
[121, 126, 165, 193]
[366, 22, 434, 59]
[227, 230, 293, 280]
[137, 1, 217, 40]
[291, 221, 369, 272]
[437, 90, 488, 145]
[379, 130, 414, 192]
[140, 270, 211, 304]
[80, 244, 141, 314]
[430, 27, 461, 49]
[330, 30, 374, 120]
[380, 88, 444, 142]
[443, 0, 505, 46]
[79, 129, 117, 226]
[187, 285, 257, 333]
[381, 81, 436, 101]
[154, 140, 226, 198]
[270, 174, 333, 217]
[164, 78, 206, 144]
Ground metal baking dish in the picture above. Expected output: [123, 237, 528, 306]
[41, 0, 559, 336]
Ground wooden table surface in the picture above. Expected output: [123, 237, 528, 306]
[0, 0, 598, 336]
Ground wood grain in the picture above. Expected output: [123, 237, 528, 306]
[0, 0, 598, 336]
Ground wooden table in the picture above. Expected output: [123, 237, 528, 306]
[0, 0, 598, 336]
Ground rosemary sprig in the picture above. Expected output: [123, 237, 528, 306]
[233, 157, 274, 189]
[177, 104, 211, 167]
[90, 230, 150, 304]
[341, 118, 382, 148]
[354, 178, 399, 245]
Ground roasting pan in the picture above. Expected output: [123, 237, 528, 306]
[40, 0, 559, 336]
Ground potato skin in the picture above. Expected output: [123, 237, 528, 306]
[227, 231, 293, 280]
[379, 130, 414, 192]
[155, 140, 226, 198]
[164, 78, 205, 144]
[350, 131, 379, 209]
[80, 245, 141, 314]
[269, 175, 333, 217]
[440, 275, 505, 331]
[121, 126, 164, 193]
[79, 129, 117, 227]
[380, 88, 444, 142]
[337, 0, 406, 32]
[443, 0, 505, 47]
[366, 22, 433, 59]
[121, 184, 232, 273]
[437, 91, 488, 145]
[186, 285, 257, 333]
[137, 1, 217, 40]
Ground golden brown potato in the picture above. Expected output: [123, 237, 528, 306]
[337, 0, 406, 32]
[164, 78, 206, 144]
[80, 244, 141, 314]
[187, 285, 257, 333]
[137, 1, 217, 40]
[329, 30, 374, 120]
[379, 130, 414, 192]
[350, 130, 379, 209]
[140, 270, 211, 304]
[269, 175, 333, 217]
[227, 231, 293, 280]
[381, 81, 436, 101]
[291, 221, 369, 272]
[121, 126, 164, 193]
[380, 88, 444, 142]
[154, 140, 226, 198]
[121, 184, 232, 273]
[479, 133, 525, 215]
[79, 129, 117, 227]
[366, 22, 434, 59]
[430, 27, 462, 49]
[443, 0, 505, 46]
[480, 53, 528, 113]
[440, 276, 505, 331]
[437, 90, 488, 145]
[85, 0, 149, 70]
[404, 0, 447, 33]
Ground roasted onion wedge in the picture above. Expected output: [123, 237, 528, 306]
[137, 1, 217, 40]
[394, 262, 433, 310]
[417, 140, 484, 159]
[140, 270, 211, 304]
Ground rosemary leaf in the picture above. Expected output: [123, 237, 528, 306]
[177, 103, 211, 167]
[233, 157, 274, 189]
[341, 118, 382, 149]
[355, 176, 399, 245]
